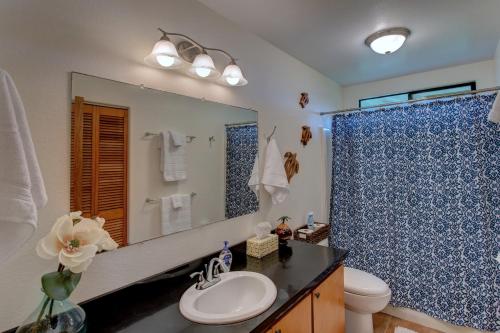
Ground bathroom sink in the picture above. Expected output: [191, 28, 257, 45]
[179, 271, 277, 324]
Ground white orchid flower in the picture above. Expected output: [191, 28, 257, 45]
[36, 212, 109, 273]
[93, 216, 119, 252]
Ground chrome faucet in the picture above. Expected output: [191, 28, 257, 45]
[189, 257, 229, 290]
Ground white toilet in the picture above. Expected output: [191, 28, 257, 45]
[344, 267, 391, 333]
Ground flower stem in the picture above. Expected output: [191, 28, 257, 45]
[33, 296, 50, 330]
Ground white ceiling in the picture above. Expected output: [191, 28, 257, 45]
[199, 0, 500, 86]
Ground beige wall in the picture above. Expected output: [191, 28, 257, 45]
[342, 60, 496, 108]
[496, 40, 500, 84]
[0, 0, 342, 330]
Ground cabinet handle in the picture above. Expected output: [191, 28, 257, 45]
[314, 292, 320, 299]
[275, 329, 281, 333]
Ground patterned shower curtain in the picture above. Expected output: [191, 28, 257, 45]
[329, 93, 499, 331]
[225, 124, 258, 219]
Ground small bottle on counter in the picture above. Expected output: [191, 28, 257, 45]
[307, 211, 315, 230]
[219, 241, 232, 271]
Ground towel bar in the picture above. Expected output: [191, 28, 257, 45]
[146, 192, 196, 204]
[144, 132, 196, 143]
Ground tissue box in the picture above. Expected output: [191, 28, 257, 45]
[246, 234, 279, 258]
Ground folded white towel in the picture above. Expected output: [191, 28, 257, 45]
[171, 194, 183, 209]
[247, 155, 260, 197]
[169, 129, 186, 147]
[0, 69, 47, 265]
[161, 195, 191, 235]
[488, 94, 500, 124]
[261, 138, 289, 205]
[160, 130, 187, 182]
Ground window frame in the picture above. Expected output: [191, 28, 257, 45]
[358, 82, 477, 108]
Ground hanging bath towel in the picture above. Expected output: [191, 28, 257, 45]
[261, 138, 289, 205]
[160, 130, 187, 181]
[0, 69, 47, 265]
[161, 194, 191, 235]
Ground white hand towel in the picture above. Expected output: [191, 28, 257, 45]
[161, 195, 191, 235]
[0, 69, 47, 265]
[171, 194, 184, 209]
[160, 130, 187, 181]
[261, 138, 289, 205]
[247, 155, 260, 197]
[487, 94, 500, 124]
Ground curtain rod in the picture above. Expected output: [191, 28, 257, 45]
[224, 121, 257, 127]
[320, 86, 500, 116]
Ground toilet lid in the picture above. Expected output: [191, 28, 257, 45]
[344, 267, 390, 296]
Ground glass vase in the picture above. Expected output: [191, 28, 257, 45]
[15, 295, 86, 333]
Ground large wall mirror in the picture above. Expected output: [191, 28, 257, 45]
[71, 73, 259, 247]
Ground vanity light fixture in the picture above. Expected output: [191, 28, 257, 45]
[145, 28, 248, 86]
[365, 27, 411, 55]
[221, 60, 248, 86]
[188, 51, 220, 78]
[144, 33, 182, 68]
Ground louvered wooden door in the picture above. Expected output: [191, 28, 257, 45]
[71, 96, 129, 247]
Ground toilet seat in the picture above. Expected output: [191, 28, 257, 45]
[344, 267, 389, 296]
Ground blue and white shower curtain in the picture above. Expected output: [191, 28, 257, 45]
[225, 124, 258, 219]
[329, 93, 499, 331]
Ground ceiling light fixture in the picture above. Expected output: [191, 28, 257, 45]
[365, 27, 411, 55]
[145, 28, 247, 86]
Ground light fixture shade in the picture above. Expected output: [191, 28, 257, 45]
[188, 53, 220, 78]
[365, 27, 410, 55]
[144, 39, 182, 68]
[221, 63, 248, 86]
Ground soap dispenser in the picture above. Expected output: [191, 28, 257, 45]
[219, 241, 232, 271]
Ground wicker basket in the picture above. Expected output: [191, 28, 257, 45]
[246, 234, 279, 258]
[293, 223, 330, 244]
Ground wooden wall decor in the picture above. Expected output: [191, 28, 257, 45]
[71, 96, 129, 247]
[284, 152, 299, 183]
[299, 92, 309, 108]
[301, 126, 312, 146]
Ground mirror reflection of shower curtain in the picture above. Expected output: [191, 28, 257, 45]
[225, 124, 258, 219]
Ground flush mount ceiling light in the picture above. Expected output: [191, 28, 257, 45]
[145, 28, 248, 87]
[365, 27, 411, 55]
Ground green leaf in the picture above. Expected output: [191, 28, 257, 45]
[41, 270, 82, 300]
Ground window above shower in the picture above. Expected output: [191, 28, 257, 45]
[359, 82, 476, 108]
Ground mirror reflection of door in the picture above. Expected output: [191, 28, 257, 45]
[70, 96, 129, 247]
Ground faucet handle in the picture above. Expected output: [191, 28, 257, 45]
[190, 270, 205, 288]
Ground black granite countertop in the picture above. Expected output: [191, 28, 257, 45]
[68, 241, 347, 332]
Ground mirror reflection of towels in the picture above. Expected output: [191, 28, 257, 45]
[161, 195, 191, 235]
[160, 130, 187, 181]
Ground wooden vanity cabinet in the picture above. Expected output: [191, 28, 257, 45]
[266, 265, 344, 333]
[312, 265, 345, 333]
[268, 295, 312, 333]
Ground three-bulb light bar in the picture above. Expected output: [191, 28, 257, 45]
[145, 28, 248, 87]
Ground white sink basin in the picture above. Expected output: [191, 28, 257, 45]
[179, 271, 277, 324]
